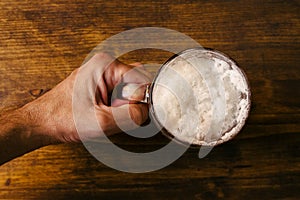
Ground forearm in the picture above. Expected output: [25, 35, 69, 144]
[0, 54, 151, 165]
[0, 107, 54, 165]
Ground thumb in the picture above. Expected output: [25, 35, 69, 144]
[111, 83, 148, 107]
[97, 103, 148, 136]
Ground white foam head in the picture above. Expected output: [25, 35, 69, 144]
[151, 48, 251, 146]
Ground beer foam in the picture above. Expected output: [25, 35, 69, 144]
[151, 49, 250, 146]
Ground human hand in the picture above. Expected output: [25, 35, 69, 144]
[20, 53, 152, 144]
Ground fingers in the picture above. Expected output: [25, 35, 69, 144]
[88, 53, 150, 136]
[122, 64, 153, 84]
[89, 53, 152, 106]
[129, 62, 144, 68]
[72, 53, 151, 140]
[110, 99, 128, 107]
[112, 62, 152, 105]
[96, 103, 148, 136]
[86, 53, 152, 90]
[107, 59, 152, 90]
[128, 62, 154, 81]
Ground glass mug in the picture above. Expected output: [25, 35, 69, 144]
[116, 48, 251, 147]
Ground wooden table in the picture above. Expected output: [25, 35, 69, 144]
[0, 0, 299, 199]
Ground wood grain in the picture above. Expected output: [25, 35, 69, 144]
[0, 0, 299, 199]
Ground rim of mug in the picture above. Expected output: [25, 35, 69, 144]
[148, 47, 252, 147]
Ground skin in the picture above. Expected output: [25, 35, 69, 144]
[0, 53, 152, 165]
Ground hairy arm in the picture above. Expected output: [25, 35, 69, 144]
[0, 53, 151, 166]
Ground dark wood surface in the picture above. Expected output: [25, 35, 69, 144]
[0, 0, 299, 199]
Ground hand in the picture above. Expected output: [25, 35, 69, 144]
[20, 53, 152, 143]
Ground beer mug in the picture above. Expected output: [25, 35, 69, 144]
[116, 48, 251, 146]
